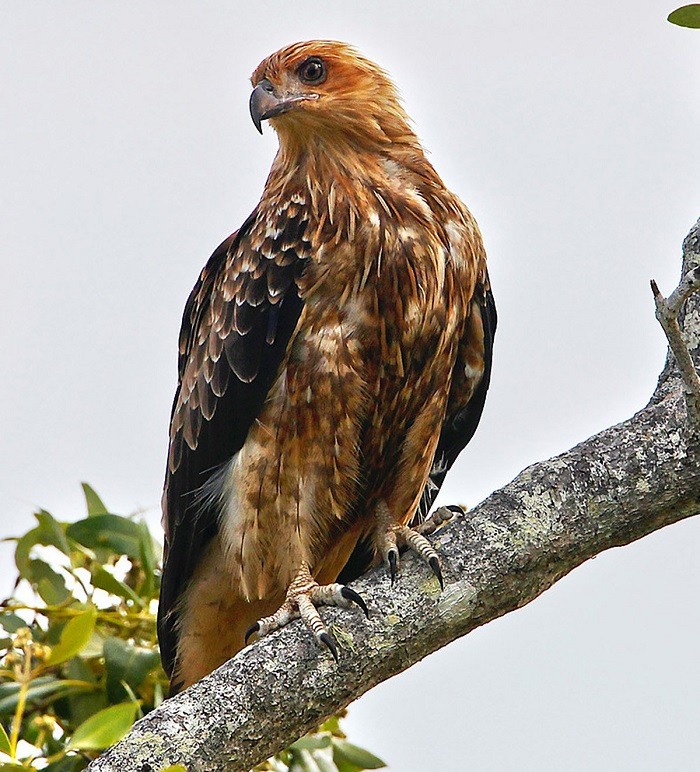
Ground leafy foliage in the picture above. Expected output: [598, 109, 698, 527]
[0, 485, 164, 770]
[668, 4, 700, 27]
[254, 715, 385, 772]
[0, 485, 385, 771]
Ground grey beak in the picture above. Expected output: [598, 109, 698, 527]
[250, 79, 281, 134]
[250, 78, 313, 133]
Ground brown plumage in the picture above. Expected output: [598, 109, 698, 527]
[158, 40, 496, 692]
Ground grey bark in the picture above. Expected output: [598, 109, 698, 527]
[651, 263, 700, 426]
[89, 218, 700, 772]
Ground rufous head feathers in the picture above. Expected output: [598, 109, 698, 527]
[249, 41, 416, 150]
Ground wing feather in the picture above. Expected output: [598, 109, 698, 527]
[418, 278, 497, 517]
[158, 209, 308, 679]
[337, 276, 496, 585]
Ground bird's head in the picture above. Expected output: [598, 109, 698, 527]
[249, 41, 415, 151]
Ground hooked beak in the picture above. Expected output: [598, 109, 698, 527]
[249, 78, 317, 134]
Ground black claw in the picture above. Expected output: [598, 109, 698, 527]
[429, 556, 444, 590]
[388, 549, 398, 584]
[244, 622, 260, 644]
[341, 586, 369, 618]
[319, 632, 339, 662]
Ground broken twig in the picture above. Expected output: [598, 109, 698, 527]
[650, 264, 700, 427]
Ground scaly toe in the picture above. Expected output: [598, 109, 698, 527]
[416, 505, 461, 536]
[245, 568, 369, 659]
[376, 521, 446, 589]
[250, 602, 300, 641]
[397, 525, 440, 567]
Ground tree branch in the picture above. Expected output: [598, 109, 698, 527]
[651, 265, 700, 426]
[89, 218, 700, 772]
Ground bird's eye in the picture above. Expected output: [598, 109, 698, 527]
[298, 57, 326, 84]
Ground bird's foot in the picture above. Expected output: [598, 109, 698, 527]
[377, 504, 461, 589]
[244, 562, 368, 661]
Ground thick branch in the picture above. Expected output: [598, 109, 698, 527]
[89, 218, 700, 772]
[90, 394, 700, 771]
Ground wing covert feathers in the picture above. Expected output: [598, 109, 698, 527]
[158, 203, 310, 677]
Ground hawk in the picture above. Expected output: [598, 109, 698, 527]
[158, 40, 496, 693]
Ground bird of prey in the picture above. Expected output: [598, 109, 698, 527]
[158, 40, 496, 693]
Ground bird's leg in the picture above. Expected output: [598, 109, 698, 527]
[376, 503, 460, 589]
[244, 561, 368, 661]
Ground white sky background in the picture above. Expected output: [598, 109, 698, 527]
[1, 1, 699, 769]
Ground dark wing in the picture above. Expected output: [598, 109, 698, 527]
[337, 276, 496, 585]
[417, 277, 496, 518]
[157, 207, 310, 680]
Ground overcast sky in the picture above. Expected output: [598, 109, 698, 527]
[1, 2, 699, 769]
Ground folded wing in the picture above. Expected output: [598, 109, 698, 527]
[158, 209, 310, 677]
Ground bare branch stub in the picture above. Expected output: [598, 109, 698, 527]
[651, 264, 700, 428]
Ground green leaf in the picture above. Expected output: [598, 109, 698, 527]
[0, 675, 53, 712]
[14, 511, 70, 579]
[160, 767, 189, 772]
[335, 761, 363, 772]
[311, 750, 340, 772]
[34, 510, 70, 555]
[37, 577, 66, 606]
[318, 716, 344, 737]
[44, 731, 67, 758]
[0, 674, 50, 710]
[67, 702, 138, 751]
[291, 747, 344, 772]
[668, 4, 700, 27]
[292, 735, 332, 751]
[64, 654, 96, 684]
[81, 482, 109, 517]
[0, 676, 95, 714]
[29, 559, 70, 605]
[66, 515, 142, 560]
[0, 720, 11, 754]
[14, 527, 40, 579]
[46, 608, 97, 666]
[332, 739, 386, 769]
[79, 629, 106, 659]
[290, 749, 326, 772]
[0, 612, 28, 634]
[91, 565, 144, 607]
[103, 637, 160, 703]
[44, 755, 87, 772]
[137, 521, 159, 598]
[63, 656, 107, 727]
[0, 764, 30, 771]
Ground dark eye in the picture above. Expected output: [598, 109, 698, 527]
[298, 57, 326, 84]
